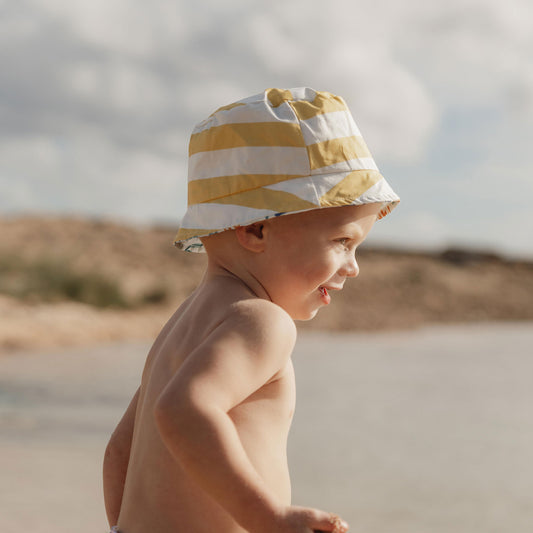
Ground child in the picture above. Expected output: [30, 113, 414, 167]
[103, 87, 399, 533]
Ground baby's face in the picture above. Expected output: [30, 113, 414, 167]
[260, 204, 381, 320]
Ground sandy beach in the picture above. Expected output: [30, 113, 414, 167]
[1, 322, 532, 533]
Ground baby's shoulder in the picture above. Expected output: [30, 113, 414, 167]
[223, 298, 297, 353]
[228, 297, 296, 332]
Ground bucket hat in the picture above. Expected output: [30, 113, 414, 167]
[174, 87, 400, 252]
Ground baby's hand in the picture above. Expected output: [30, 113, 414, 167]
[275, 505, 349, 533]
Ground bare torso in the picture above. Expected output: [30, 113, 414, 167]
[117, 278, 296, 533]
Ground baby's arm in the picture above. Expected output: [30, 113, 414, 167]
[103, 387, 139, 527]
[154, 301, 348, 533]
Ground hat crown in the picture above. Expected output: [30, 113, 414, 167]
[175, 87, 399, 252]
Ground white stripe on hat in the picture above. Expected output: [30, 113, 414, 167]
[300, 110, 362, 145]
[179, 202, 279, 229]
[193, 101, 299, 134]
[355, 179, 401, 205]
[188, 146, 310, 181]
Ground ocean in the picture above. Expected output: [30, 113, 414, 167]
[1, 323, 532, 533]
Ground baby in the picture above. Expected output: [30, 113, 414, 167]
[103, 87, 399, 533]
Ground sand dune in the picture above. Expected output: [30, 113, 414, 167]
[1, 215, 532, 353]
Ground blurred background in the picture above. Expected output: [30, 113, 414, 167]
[0, 1, 532, 532]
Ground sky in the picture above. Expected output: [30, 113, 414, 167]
[1, 0, 532, 257]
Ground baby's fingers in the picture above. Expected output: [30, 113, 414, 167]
[309, 510, 349, 533]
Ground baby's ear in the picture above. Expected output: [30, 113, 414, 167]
[235, 223, 265, 253]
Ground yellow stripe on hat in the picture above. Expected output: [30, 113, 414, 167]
[189, 122, 306, 156]
[188, 173, 307, 205]
[319, 170, 383, 206]
[208, 101, 246, 118]
[290, 91, 347, 121]
[206, 187, 318, 212]
[307, 136, 372, 170]
[174, 226, 216, 241]
[267, 88, 294, 107]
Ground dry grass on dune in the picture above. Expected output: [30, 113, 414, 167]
[1, 215, 532, 353]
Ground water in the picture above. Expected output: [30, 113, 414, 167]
[1, 323, 532, 533]
[290, 323, 533, 533]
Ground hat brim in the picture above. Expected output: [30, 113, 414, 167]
[174, 173, 399, 252]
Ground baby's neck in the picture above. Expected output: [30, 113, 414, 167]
[203, 261, 272, 303]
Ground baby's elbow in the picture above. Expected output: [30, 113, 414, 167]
[154, 391, 219, 445]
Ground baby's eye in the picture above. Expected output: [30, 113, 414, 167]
[336, 238, 349, 246]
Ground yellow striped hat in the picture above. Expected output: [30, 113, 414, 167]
[174, 87, 400, 252]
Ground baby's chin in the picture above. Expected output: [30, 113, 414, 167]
[290, 307, 320, 322]
[270, 294, 322, 321]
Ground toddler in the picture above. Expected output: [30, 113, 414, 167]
[103, 87, 400, 533]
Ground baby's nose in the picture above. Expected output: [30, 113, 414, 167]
[342, 255, 359, 278]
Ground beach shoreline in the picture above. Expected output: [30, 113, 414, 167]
[1, 323, 532, 533]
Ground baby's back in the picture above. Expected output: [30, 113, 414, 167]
[117, 278, 296, 533]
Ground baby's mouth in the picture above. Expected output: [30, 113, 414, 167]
[319, 286, 329, 297]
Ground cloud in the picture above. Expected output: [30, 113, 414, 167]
[0, 133, 186, 222]
[370, 209, 454, 251]
[32, 0, 190, 57]
[0, 0, 532, 255]
[395, 0, 533, 114]
[1, 0, 438, 158]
